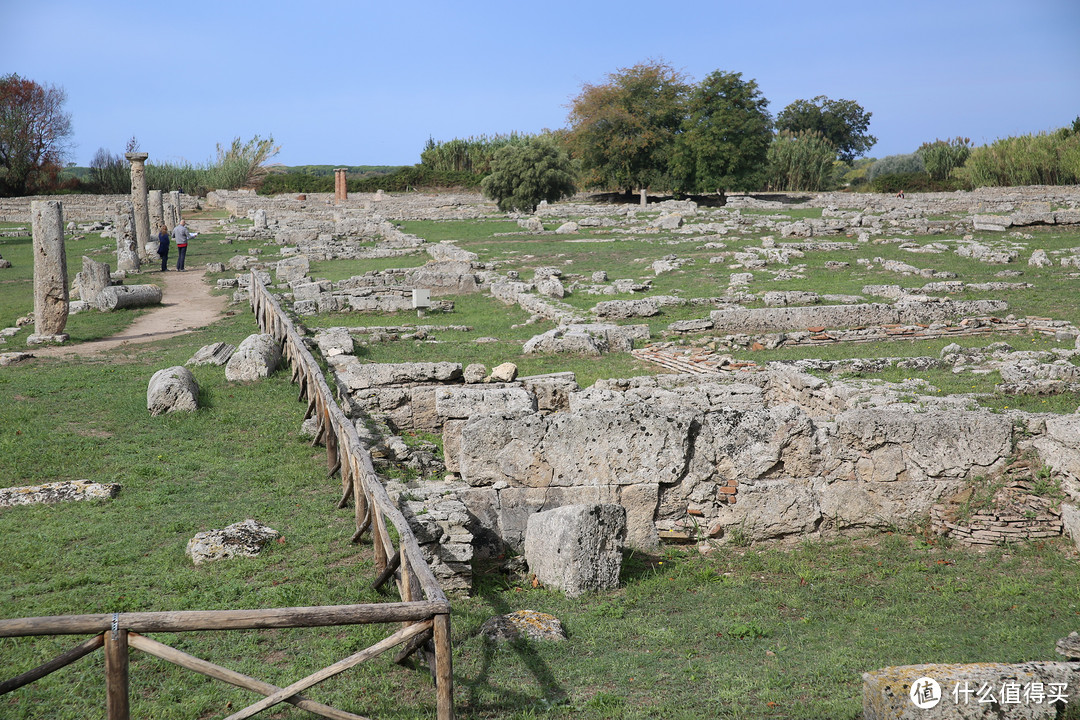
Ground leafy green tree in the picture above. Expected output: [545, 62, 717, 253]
[764, 129, 836, 191]
[566, 61, 690, 195]
[867, 153, 926, 181]
[0, 74, 72, 196]
[776, 96, 876, 163]
[672, 70, 773, 198]
[480, 136, 576, 212]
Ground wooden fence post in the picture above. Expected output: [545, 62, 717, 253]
[434, 613, 454, 720]
[105, 617, 129, 720]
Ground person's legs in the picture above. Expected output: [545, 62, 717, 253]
[177, 246, 186, 270]
[160, 251, 168, 272]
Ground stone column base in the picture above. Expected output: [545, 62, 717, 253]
[26, 333, 69, 345]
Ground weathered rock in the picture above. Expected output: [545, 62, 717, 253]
[147, 366, 200, 416]
[114, 200, 140, 273]
[187, 342, 236, 367]
[225, 333, 282, 381]
[522, 323, 649, 355]
[593, 298, 660, 319]
[489, 362, 518, 383]
[186, 519, 280, 565]
[525, 504, 626, 597]
[555, 221, 579, 234]
[275, 254, 310, 284]
[479, 610, 567, 642]
[434, 386, 536, 420]
[74, 256, 112, 304]
[312, 327, 354, 357]
[1029, 249, 1053, 267]
[535, 275, 565, 299]
[464, 363, 487, 384]
[0, 480, 121, 508]
[327, 357, 462, 391]
[863, 662, 1078, 719]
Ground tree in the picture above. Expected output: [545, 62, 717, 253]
[565, 60, 690, 195]
[672, 70, 773, 198]
[776, 96, 876, 163]
[481, 136, 576, 212]
[0, 74, 72, 196]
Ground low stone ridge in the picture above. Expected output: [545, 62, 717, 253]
[479, 610, 567, 642]
[522, 323, 649, 355]
[328, 357, 462, 391]
[525, 504, 626, 598]
[225, 333, 281, 382]
[186, 519, 280, 565]
[147, 366, 200, 416]
[187, 342, 235, 367]
[863, 662, 1078, 719]
[0, 480, 120, 508]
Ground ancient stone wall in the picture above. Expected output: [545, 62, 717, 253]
[0, 194, 199, 223]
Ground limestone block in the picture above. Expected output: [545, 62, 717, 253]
[555, 221, 579, 234]
[74, 256, 111, 304]
[520, 374, 579, 412]
[1029, 249, 1053, 267]
[0, 480, 121, 508]
[326, 357, 462, 391]
[863, 662, 1078, 720]
[464, 363, 486, 384]
[275, 254, 310, 284]
[313, 327, 354, 357]
[186, 519, 279, 565]
[187, 342, 235, 366]
[480, 611, 567, 642]
[225, 333, 282, 381]
[435, 385, 535, 421]
[426, 243, 478, 263]
[593, 298, 660, 319]
[535, 275, 565, 299]
[525, 504, 626, 597]
[147, 366, 200, 416]
[618, 483, 660, 549]
[489, 362, 518, 383]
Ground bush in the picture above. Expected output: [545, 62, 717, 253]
[868, 173, 965, 194]
[764, 130, 836, 191]
[917, 137, 971, 181]
[955, 129, 1080, 187]
[87, 148, 129, 194]
[420, 133, 533, 174]
[480, 137, 576, 212]
[867, 153, 926, 181]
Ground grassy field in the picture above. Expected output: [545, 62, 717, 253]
[2, 202, 1080, 719]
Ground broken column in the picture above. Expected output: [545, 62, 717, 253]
[334, 168, 348, 202]
[252, 208, 267, 230]
[148, 189, 164, 233]
[167, 190, 182, 228]
[73, 256, 112, 306]
[115, 200, 140, 273]
[27, 200, 69, 345]
[126, 152, 151, 260]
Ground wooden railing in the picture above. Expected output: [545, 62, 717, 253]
[0, 272, 454, 720]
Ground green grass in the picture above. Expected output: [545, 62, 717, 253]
[4, 203, 1080, 719]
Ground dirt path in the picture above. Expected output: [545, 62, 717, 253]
[32, 266, 229, 358]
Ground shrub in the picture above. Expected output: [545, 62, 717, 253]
[764, 129, 836, 191]
[480, 137, 576, 212]
[420, 133, 533, 174]
[868, 173, 964, 194]
[955, 129, 1080, 187]
[917, 137, 972, 181]
[87, 148, 130, 194]
[867, 153, 926, 181]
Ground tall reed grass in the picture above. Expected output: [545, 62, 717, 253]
[957, 129, 1080, 187]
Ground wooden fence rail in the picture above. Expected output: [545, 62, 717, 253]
[0, 273, 454, 720]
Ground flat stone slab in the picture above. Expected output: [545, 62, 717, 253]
[186, 519, 280, 565]
[0, 480, 120, 508]
[863, 662, 1079, 719]
[479, 610, 567, 642]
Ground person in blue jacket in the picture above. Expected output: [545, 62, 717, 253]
[156, 224, 170, 271]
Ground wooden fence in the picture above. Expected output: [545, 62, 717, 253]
[0, 272, 454, 720]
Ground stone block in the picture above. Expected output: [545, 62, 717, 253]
[147, 366, 200, 416]
[525, 504, 626, 597]
[225, 333, 281, 382]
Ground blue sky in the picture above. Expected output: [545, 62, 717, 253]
[3, 0, 1078, 168]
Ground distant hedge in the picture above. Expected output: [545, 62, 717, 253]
[258, 166, 484, 195]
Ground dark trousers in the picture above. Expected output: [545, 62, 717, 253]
[176, 246, 187, 270]
[159, 251, 168, 272]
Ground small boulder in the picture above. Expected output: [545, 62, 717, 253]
[555, 222, 579, 235]
[464, 363, 487, 384]
[147, 366, 200, 416]
[186, 519, 280, 565]
[488, 362, 518, 383]
[225, 334, 281, 381]
[479, 610, 567, 642]
[187, 342, 235, 367]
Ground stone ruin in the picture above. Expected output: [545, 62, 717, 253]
[188, 185, 1080, 594]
